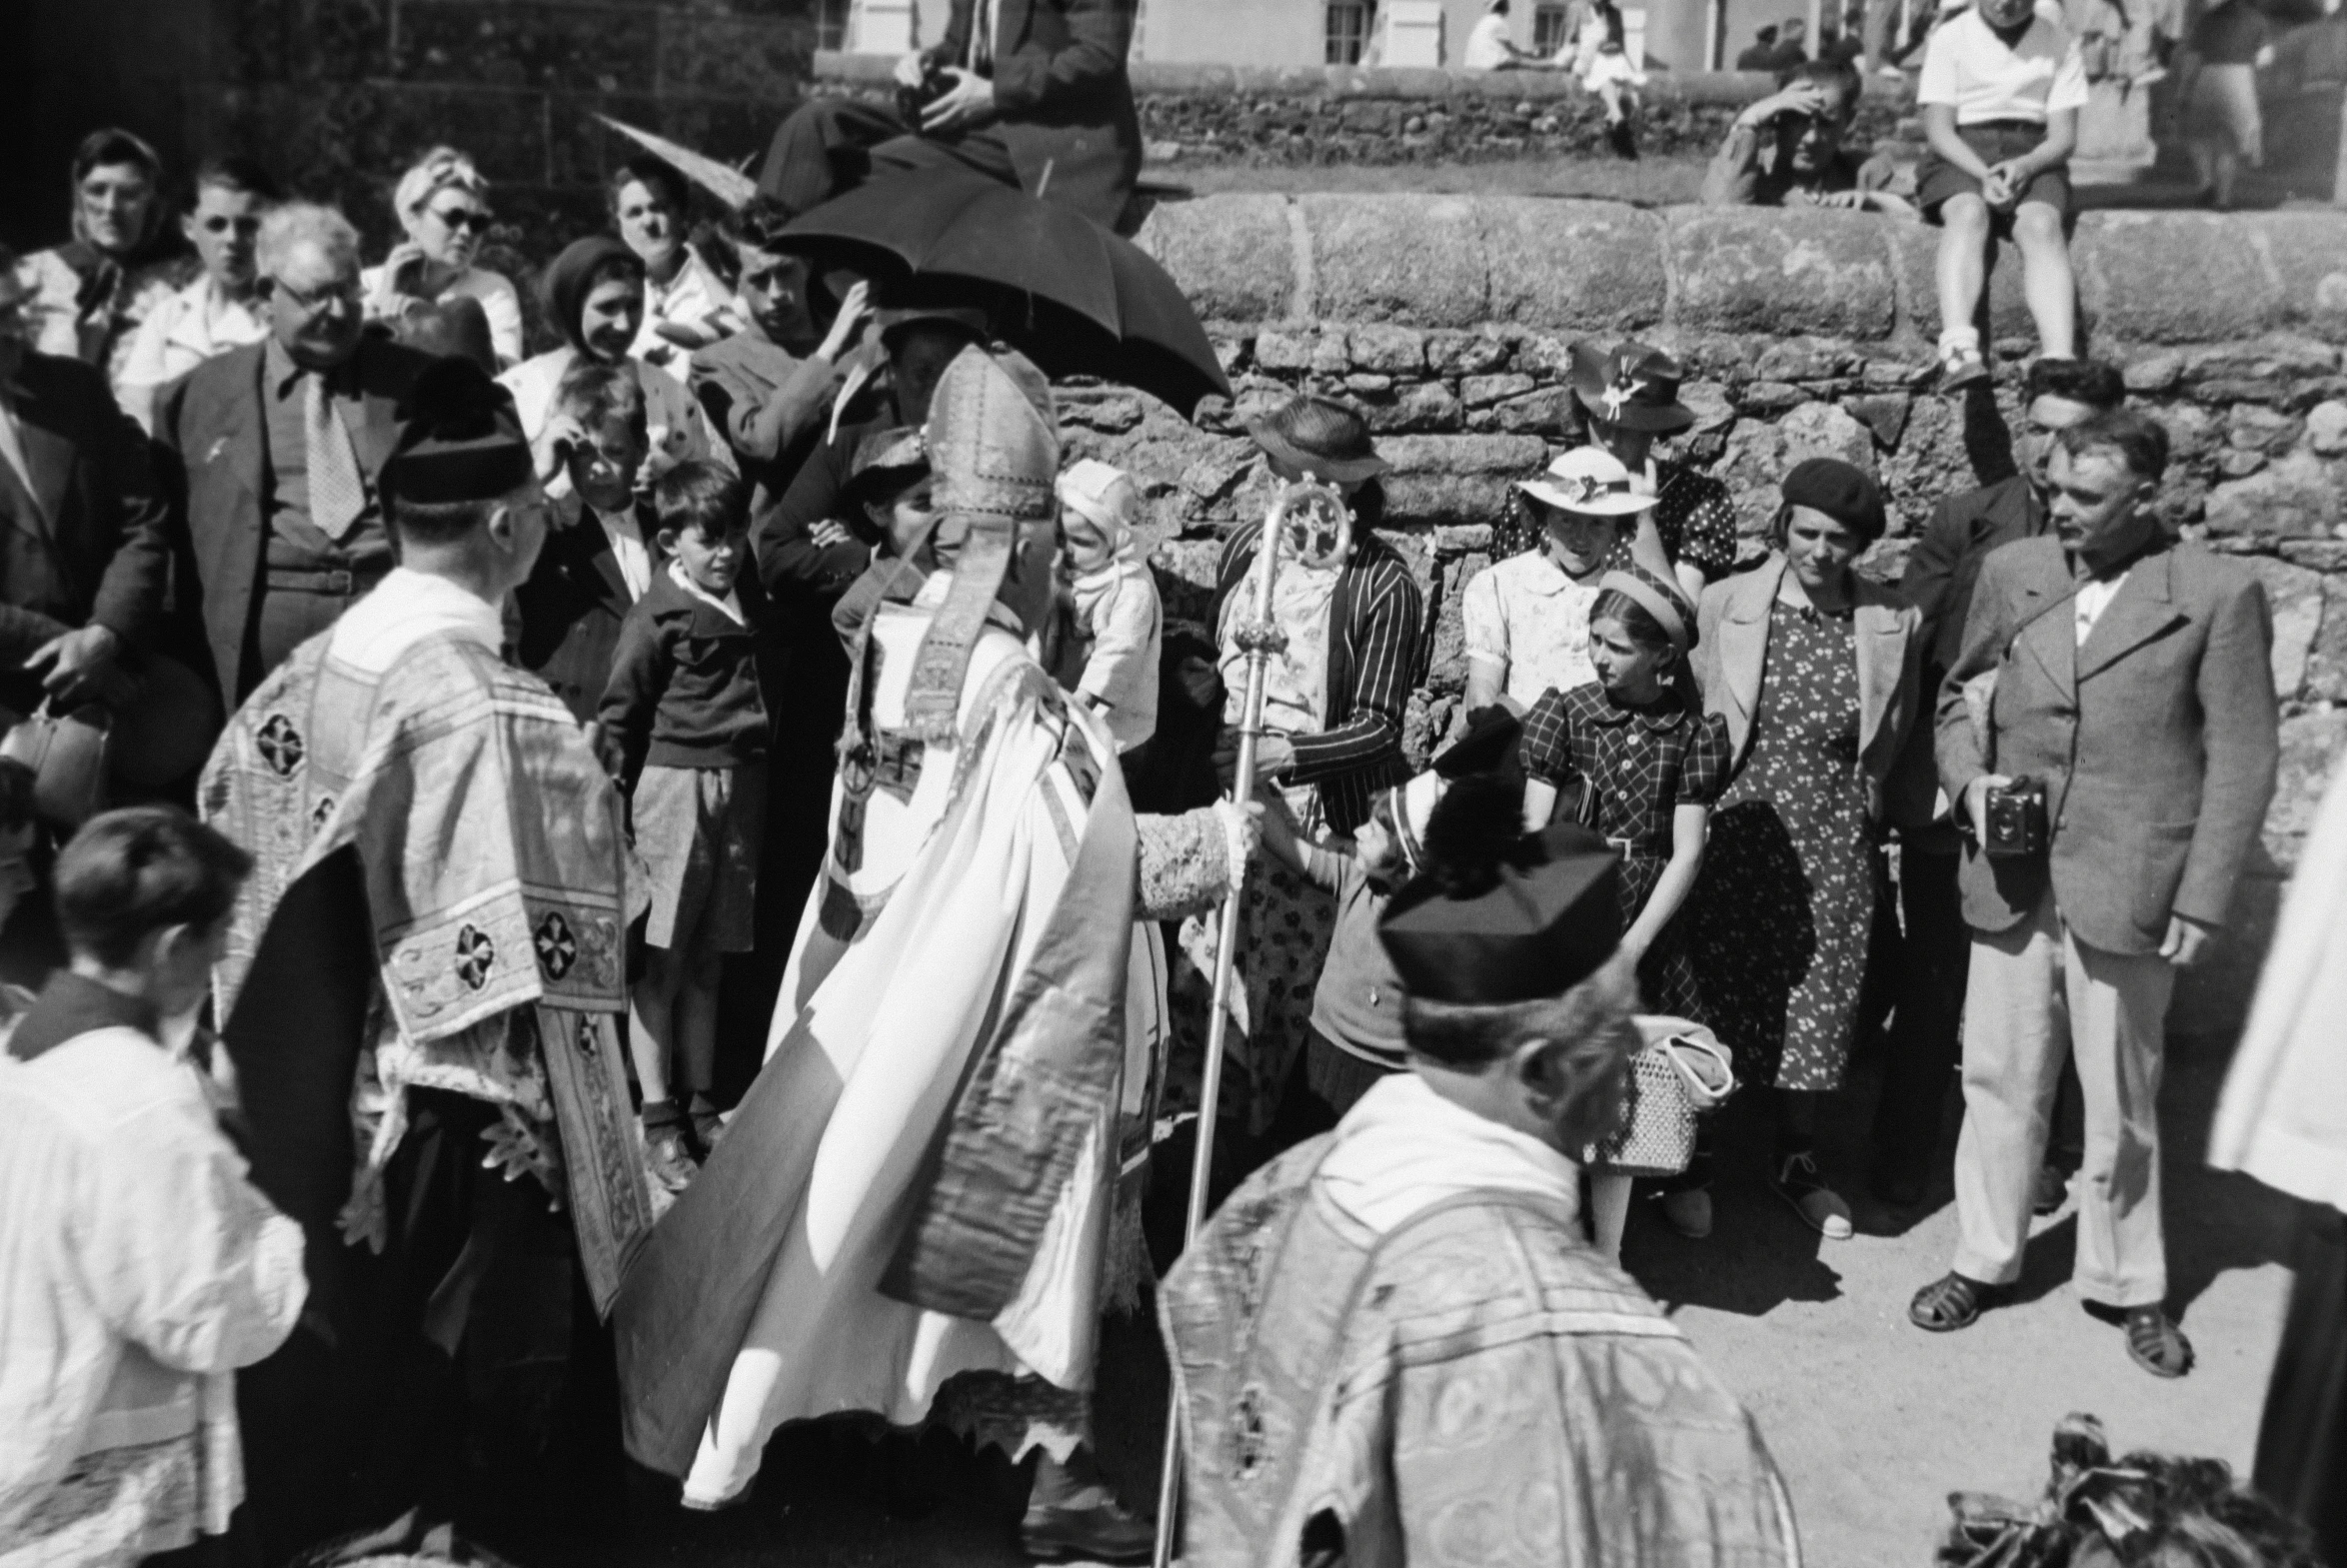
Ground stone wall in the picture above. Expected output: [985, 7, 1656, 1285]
[811, 53, 1912, 168]
[1081, 195, 2347, 1034]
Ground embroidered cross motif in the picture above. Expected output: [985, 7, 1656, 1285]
[534, 910, 577, 980]
[257, 715, 305, 778]
[873, 731, 925, 804]
[309, 794, 336, 833]
[454, 924, 495, 990]
[1230, 1383, 1268, 1480]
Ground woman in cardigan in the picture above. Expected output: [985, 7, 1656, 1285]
[1689, 459, 1920, 1240]
[1191, 396, 1426, 1151]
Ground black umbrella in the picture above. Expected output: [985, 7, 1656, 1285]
[778, 168, 1230, 421]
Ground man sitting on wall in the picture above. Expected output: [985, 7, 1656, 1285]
[758, 0, 1142, 233]
[1702, 58, 1912, 208]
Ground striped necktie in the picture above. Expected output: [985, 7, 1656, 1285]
[304, 373, 368, 542]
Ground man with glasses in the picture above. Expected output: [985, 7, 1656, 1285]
[0, 247, 175, 731]
[154, 201, 436, 708]
[118, 158, 282, 433]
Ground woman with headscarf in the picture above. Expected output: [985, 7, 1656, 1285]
[498, 235, 725, 492]
[361, 146, 525, 368]
[13, 128, 192, 396]
[1688, 459, 1920, 1242]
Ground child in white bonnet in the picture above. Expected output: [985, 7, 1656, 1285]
[1057, 459, 1163, 756]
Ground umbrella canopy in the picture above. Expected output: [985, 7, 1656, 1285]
[598, 115, 759, 209]
[778, 168, 1229, 421]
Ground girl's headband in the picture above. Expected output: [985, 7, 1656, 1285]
[1596, 569, 1694, 657]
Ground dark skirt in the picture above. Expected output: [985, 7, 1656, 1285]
[1916, 120, 2075, 222]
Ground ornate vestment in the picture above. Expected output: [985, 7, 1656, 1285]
[203, 617, 652, 1315]
[1161, 1083, 1800, 1568]
[616, 571, 1147, 1503]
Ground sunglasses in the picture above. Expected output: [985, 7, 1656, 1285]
[200, 215, 264, 237]
[429, 206, 493, 235]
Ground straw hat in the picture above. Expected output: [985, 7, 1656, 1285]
[1515, 447, 1659, 517]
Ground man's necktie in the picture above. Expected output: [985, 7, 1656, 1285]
[305, 374, 368, 541]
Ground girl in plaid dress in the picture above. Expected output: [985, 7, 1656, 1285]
[1518, 564, 1728, 1254]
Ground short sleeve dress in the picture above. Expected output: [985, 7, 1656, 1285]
[1519, 682, 1731, 1017]
[1688, 601, 1877, 1092]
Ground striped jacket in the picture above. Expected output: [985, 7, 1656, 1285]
[1213, 520, 1427, 832]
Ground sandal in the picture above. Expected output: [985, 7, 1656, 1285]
[1938, 341, 1989, 390]
[1909, 1271, 2001, 1332]
[2122, 1305, 2194, 1379]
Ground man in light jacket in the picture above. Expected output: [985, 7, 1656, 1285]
[1909, 408, 2278, 1379]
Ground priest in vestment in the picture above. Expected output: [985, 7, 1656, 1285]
[617, 343, 1243, 1560]
[202, 359, 653, 1558]
[1160, 781, 1799, 1568]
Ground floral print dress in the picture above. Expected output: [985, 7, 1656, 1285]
[1690, 601, 1876, 1092]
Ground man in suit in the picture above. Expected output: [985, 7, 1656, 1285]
[153, 203, 434, 709]
[1872, 358, 2125, 1206]
[1910, 409, 2279, 1379]
[0, 251, 173, 721]
[757, 0, 1143, 232]
[513, 362, 660, 725]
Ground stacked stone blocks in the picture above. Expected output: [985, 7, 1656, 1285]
[1070, 195, 2347, 1032]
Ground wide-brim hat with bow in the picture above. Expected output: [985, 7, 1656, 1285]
[1567, 339, 1698, 435]
[1515, 446, 1658, 518]
[1245, 396, 1391, 485]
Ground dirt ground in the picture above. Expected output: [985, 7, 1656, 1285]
[523, 1029, 2294, 1568]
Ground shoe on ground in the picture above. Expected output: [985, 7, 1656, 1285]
[2131, 64, 2169, 87]
[644, 1122, 700, 1193]
[1909, 1270, 2004, 1331]
[1772, 1151, 1854, 1239]
[1022, 1487, 1157, 1563]
[2096, 1302, 2194, 1378]
[1938, 342, 1990, 390]
[1877, 61, 1909, 77]
[1657, 1186, 1713, 1239]
[691, 1104, 726, 1156]
[2030, 1162, 2071, 1216]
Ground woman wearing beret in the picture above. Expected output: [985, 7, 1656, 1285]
[1689, 459, 1921, 1238]
[1193, 397, 1426, 1148]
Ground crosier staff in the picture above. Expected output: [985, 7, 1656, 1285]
[1152, 479, 1353, 1568]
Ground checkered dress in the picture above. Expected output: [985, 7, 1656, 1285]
[1519, 682, 1731, 1017]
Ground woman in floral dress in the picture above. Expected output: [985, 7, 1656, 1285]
[1690, 460, 1921, 1240]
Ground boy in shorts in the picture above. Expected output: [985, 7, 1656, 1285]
[600, 461, 777, 1188]
[1915, 0, 2091, 388]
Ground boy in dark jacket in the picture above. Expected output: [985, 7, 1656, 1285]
[599, 462, 778, 1186]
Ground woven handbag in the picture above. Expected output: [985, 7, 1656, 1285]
[1583, 1015, 1735, 1177]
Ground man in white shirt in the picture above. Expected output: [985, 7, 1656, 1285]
[1912, 0, 2092, 384]
[1463, 0, 1529, 67]
[118, 157, 279, 433]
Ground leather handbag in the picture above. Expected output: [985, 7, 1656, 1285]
[1583, 1015, 1736, 1177]
[0, 703, 113, 832]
